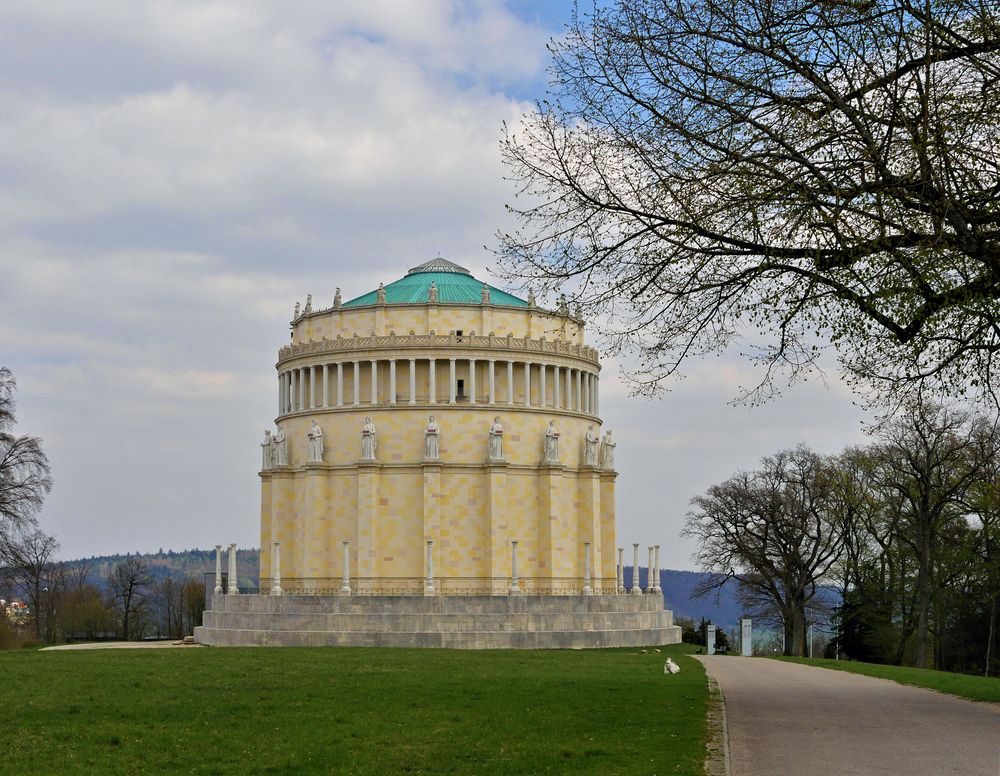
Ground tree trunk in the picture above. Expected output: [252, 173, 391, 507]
[914, 529, 933, 668]
[986, 594, 997, 679]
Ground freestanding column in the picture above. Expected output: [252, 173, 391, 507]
[631, 543, 642, 595]
[653, 545, 662, 594]
[408, 359, 416, 404]
[337, 362, 344, 406]
[389, 359, 397, 404]
[449, 359, 456, 404]
[553, 366, 560, 408]
[290, 371, 297, 411]
[424, 540, 435, 595]
[370, 360, 378, 404]
[340, 541, 351, 595]
[270, 541, 283, 596]
[429, 358, 437, 403]
[576, 369, 583, 411]
[647, 546, 655, 593]
[507, 361, 514, 403]
[214, 544, 223, 594]
[277, 375, 283, 415]
[540, 363, 547, 407]
[469, 358, 476, 404]
[353, 361, 360, 405]
[510, 540, 521, 595]
[227, 543, 238, 595]
[299, 367, 306, 410]
[322, 364, 329, 407]
[595, 375, 599, 415]
[583, 541, 593, 595]
[488, 360, 495, 404]
[617, 547, 625, 594]
[523, 362, 531, 406]
[310, 365, 317, 408]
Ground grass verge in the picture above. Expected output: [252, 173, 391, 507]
[771, 656, 1000, 703]
[1, 643, 707, 775]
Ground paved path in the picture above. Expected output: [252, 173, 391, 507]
[696, 656, 1000, 776]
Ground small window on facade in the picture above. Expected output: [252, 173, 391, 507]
[457, 379, 465, 397]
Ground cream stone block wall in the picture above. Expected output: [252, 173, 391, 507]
[295, 304, 585, 345]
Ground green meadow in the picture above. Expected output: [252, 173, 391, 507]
[1, 643, 707, 775]
[772, 656, 1000, 703]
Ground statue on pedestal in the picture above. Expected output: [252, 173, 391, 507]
[293, 302, 301, 319]
[361, 416, 378, 460]
[543, 420, 560, 463]
[481, 284, 491, 304]
[527, 289, 536, 307]
[488, 416, 504, 460]
[376, 283, 386, 304]
[308, 420, 324, 463]
[333, 287, 342, 308]
[261, 429, 273, 470]
[428, 281, 438, 303]
[273, 426, 288, 466]
[424, 415, 440, 460]
[600, 429, 616, 469]
[557, 294, 569, 316]
[584, 425, 599, 466]
[304, 294, 313, 313]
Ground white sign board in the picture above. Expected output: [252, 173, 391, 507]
[740, 618, 753, 657]
[706, 624, 716, 655]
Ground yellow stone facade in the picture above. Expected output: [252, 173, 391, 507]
[259, 263, 616, 595]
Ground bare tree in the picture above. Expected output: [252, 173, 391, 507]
[500, 1, 1000, 410]
[0, 526, 59, 640]
[108, 556, 153, 640]
[684, 446, 844, 655]
[0, 368, 52, 538]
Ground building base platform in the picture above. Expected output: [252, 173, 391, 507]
[194, 593, 681, 649]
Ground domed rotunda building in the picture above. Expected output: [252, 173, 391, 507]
[195, 258, 680, 649]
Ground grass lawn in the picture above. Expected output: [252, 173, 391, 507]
[0, 643, 706, 775]
[771, 656, 1000, 704]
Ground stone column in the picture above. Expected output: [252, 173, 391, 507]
[310, 365, 317, 408]
[353, 360, 360, 405]
[582, 372, 589, 413]
[449, 359, 456, 404]
[270, 541, 282, 595]
[290, 370, 297, 411]
[647, 546, 655, 593]
[424, 540, 435, 595]
[429, 358, 437, 403]
[510, 540, 521, 595]
[539, 363, 547, 407]
[337, 362, 344, 406]
[408, 359, 416, 404]
[227, 543, 238, 595]
[583, 541, 593, 595]
[631, 543, 642, 595]
[322, 364, 330, 407]
[389, 359, 397, 404]
[565, 368, 571, 409]
[576, 369, 583, 411]
[553, 365, 560, 408]
[617, 547, 625, 594]
[595, 375, 600, 416]
[299, 367, 306, 410]
[523, 362, 531, 406]
[653, 545, 662, 593]
[214, 544, 223, 594]
[488, 360, 495, 404]
[340, 540, 351, 595]
[370, 360, 378, 404]
[469, 358, 476, 404]
[507, 361, 514, 404]
[277, 374, 284, 415]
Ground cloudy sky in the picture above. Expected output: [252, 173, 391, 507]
[1, 1, 869, 571]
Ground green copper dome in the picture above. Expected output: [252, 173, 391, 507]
[343, 258, 528, 307]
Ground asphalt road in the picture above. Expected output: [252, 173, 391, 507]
[696, 656, 1000, 776]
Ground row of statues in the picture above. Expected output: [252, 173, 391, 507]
[294, 287, 585, 318]
[262, 417, 616, 469]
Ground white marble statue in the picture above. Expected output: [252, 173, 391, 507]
[584, 424, 599, 466]
[308, 420, 324, 463]
[334, 287, 342, 308]
[304, 294, 313, 313]
[664, 657, 681, 675]
[376, 283, 386, 304]
[428, 281, 438, 303]
[573, 302, 583, 319]
[293, 302, 300, 319]
[261, 429, 273, 470]
[543, 420, 560, 463]
[488, 416, 504, 460]
[557, 293, 569, 316]
[361, 416, 377, 460]
[600, 429, 616, 469]
[527, 289, 536, 307]
[424, 415, 440, 460]
[481, 284, 491, 304]
[273, 426, 288, 466]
